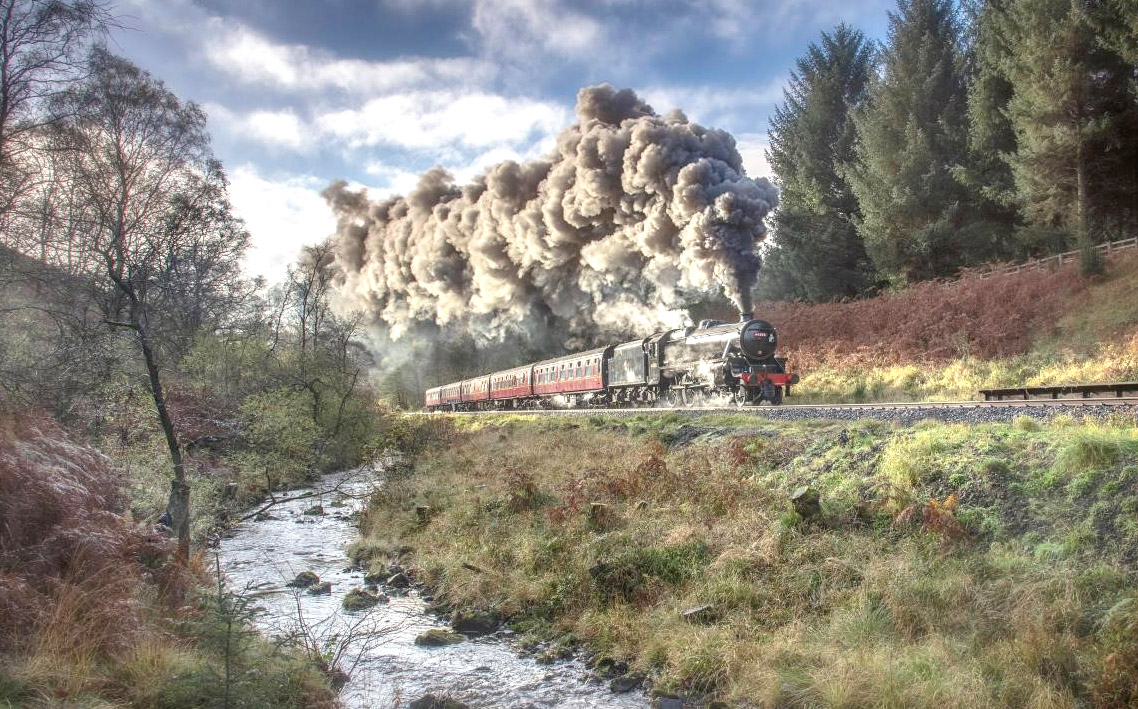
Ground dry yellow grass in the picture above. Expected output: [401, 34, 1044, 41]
[359, 415, 1138, 706]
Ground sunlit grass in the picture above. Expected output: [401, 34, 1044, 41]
[791, 333, 1138, 404]
[358, 415, 1138, 705]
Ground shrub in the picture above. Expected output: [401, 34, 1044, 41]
[0, 410, 147, 648]
[0, 409, 334, 707]
[1013, 415, 1041, 432]
[1051, 428, 1138, 479]
[589, 541, 710, 602]
[756, 262, 1089, 366]
[239, 388, 320, 481]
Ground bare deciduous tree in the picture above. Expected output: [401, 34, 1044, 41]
[50, 49, 249, 560]
[0, 0, 112, 228]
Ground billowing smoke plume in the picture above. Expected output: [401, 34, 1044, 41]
[324, 85, 778, 344]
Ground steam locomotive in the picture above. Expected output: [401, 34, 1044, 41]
[425, 315, 799, 410]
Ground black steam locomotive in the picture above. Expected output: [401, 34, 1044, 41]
[425, 316, 798, 410]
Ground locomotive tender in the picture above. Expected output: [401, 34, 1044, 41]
[425, 316, 799, 410]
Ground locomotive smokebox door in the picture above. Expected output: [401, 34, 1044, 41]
[740, 320, 778, 360]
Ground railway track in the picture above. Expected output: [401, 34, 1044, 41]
[423, 396, 1138, 425]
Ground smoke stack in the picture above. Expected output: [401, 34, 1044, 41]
[739, 311, 751, 323]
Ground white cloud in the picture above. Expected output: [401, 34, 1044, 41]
[227, 166, 335, 280]
[363, 162, 423, 195]
[316, 91, 569, 152]
[471, 0, 604, 61]
[205, 104, 312, 153]
[734, 132, 773, 179]
[245, 110, 306, 151]
[640, 79, 785, 127]
[202, 22, 493, 94]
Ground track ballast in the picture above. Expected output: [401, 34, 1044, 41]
[423, 397, 1138, 425]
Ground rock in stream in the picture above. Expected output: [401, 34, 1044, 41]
[217, 466, 646, 708]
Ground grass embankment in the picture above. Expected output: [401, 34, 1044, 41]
[0, 411, 336, 708]
[357, 414, 1138, 708]
[766, 252, 1138, 404]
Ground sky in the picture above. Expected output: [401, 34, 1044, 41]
[108, 0, 892, 281]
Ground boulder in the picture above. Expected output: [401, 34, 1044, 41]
[610, 673, 644, 693]
[285, 571, 320, 588]
[386, 571, 411, 588]
[306, 581, 332, 595]
[414, 628, 465, 647]
[450, 610, 498, 636]
[592, 656, 629, 679]
[790, 486, 821, 520]
[407, 694, 469, 709]
[342, 588, 380, 611]
[681, 604, 716, 624]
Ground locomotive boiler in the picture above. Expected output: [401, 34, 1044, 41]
[608, 317, 795, 406]
[425, 315, 798, 411]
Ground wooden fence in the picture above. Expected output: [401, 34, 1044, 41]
[952, 236, 1138, 284]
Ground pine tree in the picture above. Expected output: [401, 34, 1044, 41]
[848, 0, 983, 284]
[1101, 0, 1138, 66]
[760, 25, 875, 301]
[958, 0, 1022, 252]
[996, 0, 1138, 252]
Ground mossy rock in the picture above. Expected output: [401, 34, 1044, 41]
[342, 587, 380, 611]
[450, 609, 499, 636]
[414, 628, 466, 646]
[285, 570, 319, 588]
[408, 694, 470, 709]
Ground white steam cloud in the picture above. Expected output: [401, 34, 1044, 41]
[324, 85, 778, 344]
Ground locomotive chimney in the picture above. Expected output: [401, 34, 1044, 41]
[739, 310, 751, 322]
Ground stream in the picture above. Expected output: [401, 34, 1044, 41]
[217, 466, 648, 708]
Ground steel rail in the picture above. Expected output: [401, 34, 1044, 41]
[416, 397, 1138, 416]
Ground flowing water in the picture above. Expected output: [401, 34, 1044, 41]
[217, 466, 647, 708]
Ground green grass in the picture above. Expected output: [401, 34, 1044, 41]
[358, 414, 1138, 706]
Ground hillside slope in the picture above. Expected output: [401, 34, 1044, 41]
[756, 253, 1138, 403]
[358, 414, 1138, 707]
